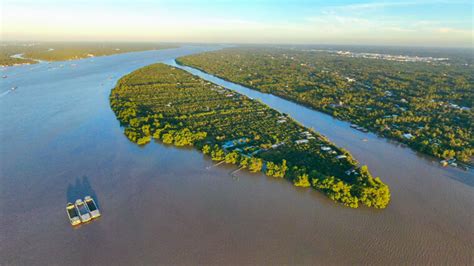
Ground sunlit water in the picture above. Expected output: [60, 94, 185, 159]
[0, 46, 472, 265]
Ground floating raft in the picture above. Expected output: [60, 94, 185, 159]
[66, 196, 100, 226]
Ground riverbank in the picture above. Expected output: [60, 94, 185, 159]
[0, 42, 178, 67]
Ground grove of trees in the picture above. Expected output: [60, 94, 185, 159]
[177, 48, 473, 165]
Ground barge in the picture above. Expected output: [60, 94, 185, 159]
[84, 196, 101, 219]
[66, 202, 81, 226]
[75, 199, 92, 223]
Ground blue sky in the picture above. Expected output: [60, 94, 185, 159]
[2, 0, 473, 47]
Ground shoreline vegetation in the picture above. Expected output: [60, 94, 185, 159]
[0, 42, 178, 67]
[110, 63, 390, 208]
[175, 48, 473, 166]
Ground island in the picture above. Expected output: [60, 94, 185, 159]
[110, 63, 390, 208]
[176, 47, 473, 166]
[0, 42, 177, 67]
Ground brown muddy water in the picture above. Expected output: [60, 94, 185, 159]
[0, 46, 472, 265]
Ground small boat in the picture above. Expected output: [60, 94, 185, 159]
[2, 75, 7, 78]
[66, 202, 81, 226]
[84, 196, 101, 219]
[75, 199, 92, 222]
[350, 124, 358, 129]
[11, 86, 17, 91]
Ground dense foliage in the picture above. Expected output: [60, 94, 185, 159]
[177, 48, 473, 164]
[110, 63, 390, 208]
[0, 42, 177, 66]
[0, 45, 37, 66]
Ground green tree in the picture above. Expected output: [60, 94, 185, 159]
[249, 157, 263, 172]
[211, 145, 224, 161]
[293, 173, 311, 187]
[239, 156, 249, 169]
[273, 159, 287, 178]
[265, 161, 275, 176]
[202, 144, 211, 155]
[225, 150, 240, 164]
[137, 136, 151, 145]
[162, 133, 174, 144]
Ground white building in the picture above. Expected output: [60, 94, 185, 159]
[295, 139, 309, 144]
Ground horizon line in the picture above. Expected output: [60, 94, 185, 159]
[1, 40, 473, 49]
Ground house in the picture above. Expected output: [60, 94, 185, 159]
[329, 103, 342, 108]
[250, 149, 262, 156]
[222, 141, 235, 149]
[336, 155, 347, 159]
[321, 146, 332, 151]
[271, 142, 285, 149]
[222, 137, 248, 149]
[295, 139, 309, 144]
[449, 103, 460, 109]
[345, 168, 357, 175]
[403, 133, 414, 139]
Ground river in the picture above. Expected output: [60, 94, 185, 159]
[1, 46, 472, 265]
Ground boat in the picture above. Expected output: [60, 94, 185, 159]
[2, 75, 7, 78]
[84, 196, 101, 219]
[66, 202, 81, 226]
[11, 86, 17, 91]
[75, 199, 92, 222]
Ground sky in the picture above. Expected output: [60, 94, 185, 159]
[1, 0, 473, 47]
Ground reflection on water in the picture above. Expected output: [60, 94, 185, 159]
[0, 46, 473, 265]
[66, 176, 100, 208]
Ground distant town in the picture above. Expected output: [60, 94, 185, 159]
[304, 49, 451, 63]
